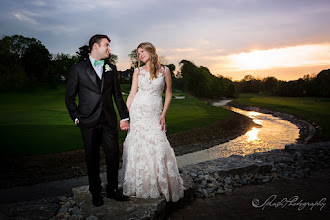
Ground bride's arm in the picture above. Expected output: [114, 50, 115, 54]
[159, 67, 172, 131]
[126, 68, 139, 110]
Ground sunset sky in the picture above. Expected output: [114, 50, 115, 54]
[1, 0, 329, 81]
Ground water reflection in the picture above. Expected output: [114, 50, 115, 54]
[246, 127, 260, 142]
[177, 106, 300, 167]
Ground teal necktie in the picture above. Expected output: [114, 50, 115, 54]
[94, 60, 104, 67]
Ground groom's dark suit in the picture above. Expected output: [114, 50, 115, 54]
[65, 59, 129, 195]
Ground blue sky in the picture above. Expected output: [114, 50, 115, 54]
[1, 0, 330, 80]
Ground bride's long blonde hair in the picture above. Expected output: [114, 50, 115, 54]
[137, 42, 161, 79]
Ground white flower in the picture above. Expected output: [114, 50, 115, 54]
[105, 64, 112, 72]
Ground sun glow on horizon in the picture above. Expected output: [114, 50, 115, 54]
[225, 43, 330, 71]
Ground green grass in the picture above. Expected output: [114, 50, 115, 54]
[0, 85, 231, 157]
[232, 94, 330, 139]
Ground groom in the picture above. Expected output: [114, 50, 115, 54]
[65, 34, 130, 206]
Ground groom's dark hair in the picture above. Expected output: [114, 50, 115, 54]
[89, 34, 111, 51]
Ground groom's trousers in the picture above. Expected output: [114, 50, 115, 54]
[79, 113, 120, 196]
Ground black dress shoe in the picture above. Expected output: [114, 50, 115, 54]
[107, 189, 130, 201]
[92, 193, 104, 207]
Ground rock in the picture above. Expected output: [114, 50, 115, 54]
[86, 215, 99, 220]
[224, 184, 233, 190]
[262, 178, 270, 183]
[232, 182, 242, 187]
[271, 172, 278, 178]
[206, 188, 215, 193]
[190, 172, 197, 178]
[72, 214, 84, 220]
[196, 192, 204, 198]
[224, 177, 232, 185]
[59, 196, 67, 203]
[270, 167, 277, 172]
[215, 181, 222, 188]
[225, 189, 233, 196]
[197, 187, 204, 195]
[68, 199, 76, 206]
[279, 163, 288, 169]
[56, 212, 70, 219]
[240, 178, 247, 185]
[204, 175, 210, 181]
[202, 189, 209, 197]
[253, 173, 259, 179]
[72, 206, 83, 216]
[304, 168, 311, 173]
[207, 183, 217, 188]
[200, 180, 207, 188]
[210, 177, 217, 183]
[58, 205, 69, 214]
[294, 151, 303, 160]
[217, 188, 225, 194]
[266, 156, 275, 162]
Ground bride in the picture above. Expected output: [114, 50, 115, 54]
[121, 42, 184, 202]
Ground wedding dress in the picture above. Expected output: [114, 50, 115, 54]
[122, 66, 184, 202]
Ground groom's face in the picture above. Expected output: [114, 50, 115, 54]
[96, 38, 111, 59]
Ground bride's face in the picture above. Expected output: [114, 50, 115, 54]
[137, 48, 150, 63]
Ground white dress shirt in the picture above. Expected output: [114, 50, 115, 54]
[89, 55, 103, 79]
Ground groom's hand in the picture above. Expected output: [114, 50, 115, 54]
[120, 120, 129, 131]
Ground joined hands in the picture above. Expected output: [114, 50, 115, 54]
[120, 120, 130, 131]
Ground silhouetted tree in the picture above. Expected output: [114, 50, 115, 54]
[76, 45, 89, 61]
[179, 60, 235, 98]
[129, 49, 139, 68]
[52, 53, 78, 83]
[0, 35, 41, 58]
[263, 77, 278, 94]
[22, 42, 52, 83]
[315, 69, 330, 97]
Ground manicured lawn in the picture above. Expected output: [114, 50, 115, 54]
[232, 94, 330, 139]
[0, 85, 231, 157]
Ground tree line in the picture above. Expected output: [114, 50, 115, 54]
[1, 34, 327, 98]
[0, 34, 235, 98]
[235, 70, 330, 97]
[0, 35, 118, 91]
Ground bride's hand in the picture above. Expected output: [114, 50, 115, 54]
[159, 115, 166, 132]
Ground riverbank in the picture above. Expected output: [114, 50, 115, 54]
[0, 111, 256, 189]
[231, 93, 330, 141]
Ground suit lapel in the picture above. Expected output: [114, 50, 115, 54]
[101, 64, 106, 92]
[86, 61, 100, 90]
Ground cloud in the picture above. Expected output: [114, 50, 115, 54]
[13, 10, 40, 25]
[31, 0, 46, 7]
[1, 0, 330, 81]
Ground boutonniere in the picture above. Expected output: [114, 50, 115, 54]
[105, 64, 112, 72]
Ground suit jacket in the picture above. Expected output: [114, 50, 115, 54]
[65, 59, 129, 128]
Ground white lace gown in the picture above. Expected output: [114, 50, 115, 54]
[122, 67, 185, 202]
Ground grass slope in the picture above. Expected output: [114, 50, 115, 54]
[0, 85, 231, 156]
